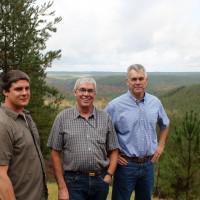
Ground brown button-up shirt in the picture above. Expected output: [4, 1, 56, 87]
[0, 106, 47, 200]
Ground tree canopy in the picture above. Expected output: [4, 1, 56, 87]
[0, 0, 62, 156]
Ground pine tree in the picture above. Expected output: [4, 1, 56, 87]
[158, 111, 200, 199]
[0, 0, 62, 156]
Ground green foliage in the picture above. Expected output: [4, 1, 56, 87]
[162, 84, 200, 126]
[0, 0, 62, 70]
[158, 111, 200, 199]
[0, 0, 62, 157]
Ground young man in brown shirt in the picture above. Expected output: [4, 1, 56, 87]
[0, 70, 47, 200]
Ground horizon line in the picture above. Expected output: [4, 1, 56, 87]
[46, 70, 200, 73]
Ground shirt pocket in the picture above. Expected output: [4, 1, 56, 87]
[95, 128, 107, 144]
[62, 129, 81, 151]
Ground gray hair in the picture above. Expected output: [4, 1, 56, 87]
[127, 64, 148, 78]
[73, 77, 97, 92]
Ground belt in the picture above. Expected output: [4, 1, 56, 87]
[122, 155, 153, 163]
[65, 169, 106, 177]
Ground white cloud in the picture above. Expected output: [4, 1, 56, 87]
[44, 0, 200, 72]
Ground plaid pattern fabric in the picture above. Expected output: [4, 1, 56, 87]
[47, 107, 119, 172]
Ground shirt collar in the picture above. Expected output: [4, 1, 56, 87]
[73, 106, 96, 119]
[127, 90, 145, 103]
[0, 104, 29, 120]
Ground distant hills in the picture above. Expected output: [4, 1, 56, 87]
[46, 71, 200, 98]
[162, 84, 200, 119]
[46, 71, 200, 123]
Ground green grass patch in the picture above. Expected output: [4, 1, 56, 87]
[48, 182, 58, 200]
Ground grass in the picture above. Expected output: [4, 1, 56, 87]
[48, 182, 58, 200]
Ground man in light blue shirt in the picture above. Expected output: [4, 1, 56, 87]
[105, 64, 170, 200]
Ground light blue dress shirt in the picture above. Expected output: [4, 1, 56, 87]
[105, 90, 170, 157]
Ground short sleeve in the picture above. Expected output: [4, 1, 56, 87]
[47, 113, 64, 151]
[0, 122, 14, 165]
[104, 103, 114, 118]
[106, 115, 119, 151]
[158, 102, 170, 129]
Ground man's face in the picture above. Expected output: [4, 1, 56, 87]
[3, 80, 30, 112]
[127, 69, 148, 98]
[74, 82, 96, 109]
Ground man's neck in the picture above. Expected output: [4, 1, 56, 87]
[130, 91, 145, 101]
[3, 102, 24, 113]
[77, 105, 94, 120]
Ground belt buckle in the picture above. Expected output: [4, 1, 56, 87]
[89, 172, 96, 176]
[138, 157, 145, 163]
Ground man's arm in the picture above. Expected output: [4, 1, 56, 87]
[0, 166, 16, 200]
[51, 150, 69, 200]
[104, 149, 118, 184]
[151, 127, 170, 162]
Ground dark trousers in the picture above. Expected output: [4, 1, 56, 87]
[64, 171, 109, 200]
[112, 160, 154, 200]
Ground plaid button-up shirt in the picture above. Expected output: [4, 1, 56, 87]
[47, 107, 119, 172]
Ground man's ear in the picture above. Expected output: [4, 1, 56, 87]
[73, 89, 77, 97]
[3, 90, 8, 97]
[126, 78, 129, 87]
[144, 77, 148, 88]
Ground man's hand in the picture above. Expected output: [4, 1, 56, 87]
[0, 166, 16, 200]
[118, 155, 128, 165]
[103, 174, 112, 184]
[151, 143, 165, 162]
[58, 187, 69, 200]
[152, 127, 169, 162]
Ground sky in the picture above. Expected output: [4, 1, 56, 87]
[42, 0, 200, 72]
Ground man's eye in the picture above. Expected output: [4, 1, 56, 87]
[130, 77, 144, 81]
[15, 88, 22, 91]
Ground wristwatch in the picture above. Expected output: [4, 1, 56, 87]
[106, 171, 113, 177]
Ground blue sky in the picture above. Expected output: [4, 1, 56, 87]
[42, 0, 200, 72]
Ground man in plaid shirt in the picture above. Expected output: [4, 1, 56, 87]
[48, 77, 119, 200]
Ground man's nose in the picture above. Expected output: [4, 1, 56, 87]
[22, 89, 28, 94]
[135, 79, 141, 83]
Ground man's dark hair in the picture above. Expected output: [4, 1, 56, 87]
[0, 70, 30, 93]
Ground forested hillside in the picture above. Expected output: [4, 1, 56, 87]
[46, 71, 200, 119]
[162, 84, 200, 122]
[157, 85, 200, 199]
[46, 71, 200, 101]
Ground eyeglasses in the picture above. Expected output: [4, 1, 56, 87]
[129, 77, 145, 82]
[77, 88, 96, 94]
